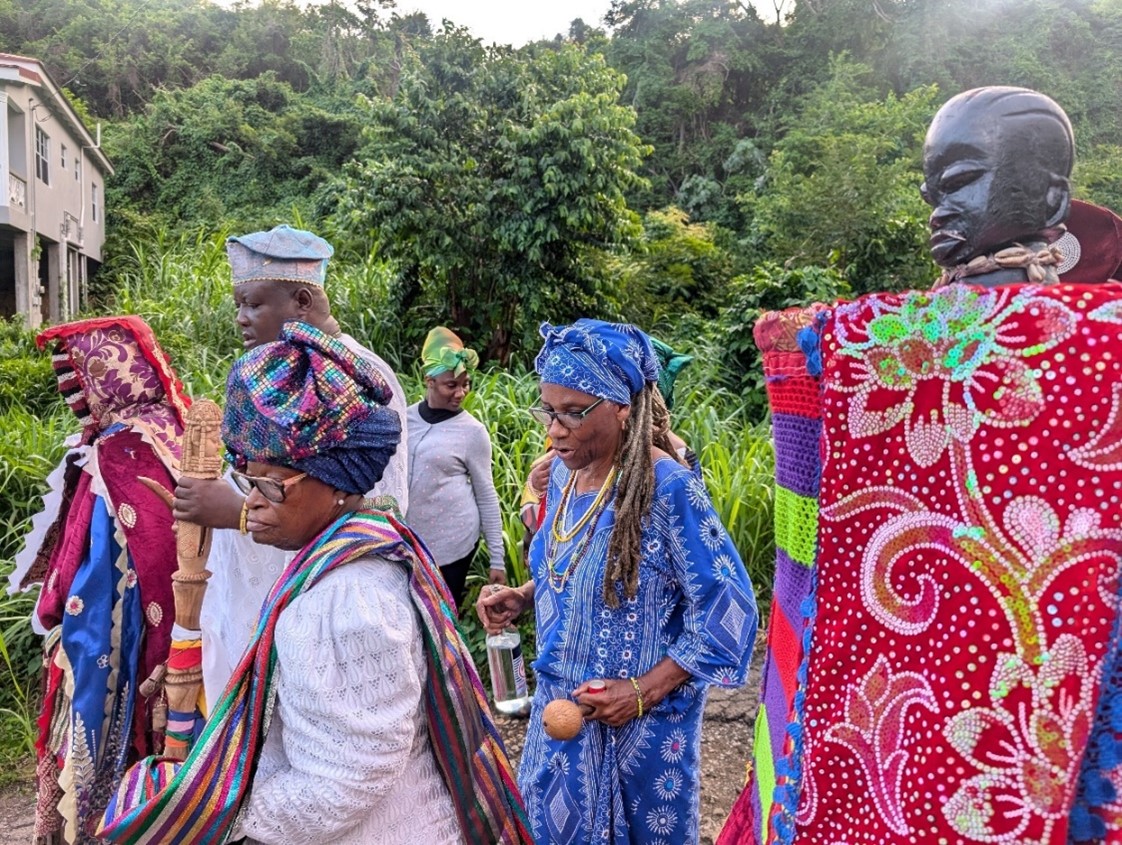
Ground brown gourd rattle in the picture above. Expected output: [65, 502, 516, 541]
[543, 679, 606, 740]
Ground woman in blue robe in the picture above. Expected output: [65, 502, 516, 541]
[479, 319, 758, 844]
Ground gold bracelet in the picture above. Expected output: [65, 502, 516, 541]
[238, 499, 249, 535]
[629, 676, 644, 719]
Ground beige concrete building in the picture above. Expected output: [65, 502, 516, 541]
[0, 53, 113, 326]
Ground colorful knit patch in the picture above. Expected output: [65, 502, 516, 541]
[718, 307, 826, 845]
[772, 487, 818, 567]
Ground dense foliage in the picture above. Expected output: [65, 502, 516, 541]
[6, 0, 1119, 352]
[323, 35, 649, 363]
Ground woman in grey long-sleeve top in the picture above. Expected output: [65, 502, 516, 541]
[405, 327, 507, 608]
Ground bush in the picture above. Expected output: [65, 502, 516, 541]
[0, 319, 57, 417]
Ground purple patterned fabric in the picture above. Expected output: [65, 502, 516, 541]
[38, 316, 189, 464]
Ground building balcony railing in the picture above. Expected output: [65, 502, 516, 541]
[61, 211, 83, 244]
[8, 173, 26, 209]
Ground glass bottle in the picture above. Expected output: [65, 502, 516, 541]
[486, 627, 532, 716]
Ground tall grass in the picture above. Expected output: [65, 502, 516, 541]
[0, 397, 73, 781]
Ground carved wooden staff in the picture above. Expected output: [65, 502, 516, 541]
[140, 398, 223, 760]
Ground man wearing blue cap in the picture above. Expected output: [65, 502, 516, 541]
[172, 224, 409, 704]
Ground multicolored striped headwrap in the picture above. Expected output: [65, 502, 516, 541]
[223, 321, 400, 494]
[97, 508, 532, 844]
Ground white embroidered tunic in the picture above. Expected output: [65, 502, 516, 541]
[233, 555, 462, 844]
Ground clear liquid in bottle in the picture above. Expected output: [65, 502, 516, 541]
[486, 628, 532, 716]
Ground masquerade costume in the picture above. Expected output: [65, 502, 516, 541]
[720, 283, 1122, 845]
[9, 316, 187, 845]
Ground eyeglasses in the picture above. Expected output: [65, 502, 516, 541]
[231, 470, 308, 503]
[527, 396, 606, 430]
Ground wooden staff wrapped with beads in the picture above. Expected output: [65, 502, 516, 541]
[162, 398, 222, 759]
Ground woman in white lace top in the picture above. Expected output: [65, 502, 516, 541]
[96, 321, 531, 845]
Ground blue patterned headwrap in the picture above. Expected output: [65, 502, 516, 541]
[534, 319, 660, 405]
[222, 321, 401, 494]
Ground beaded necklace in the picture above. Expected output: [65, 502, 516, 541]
[545, 468, 617, 594]
[552, 466, 617, 543]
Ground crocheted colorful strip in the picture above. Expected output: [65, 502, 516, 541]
[793, 282, 1122, 844]
[718, 307, 826, 845]
[772, 487, 817, 567]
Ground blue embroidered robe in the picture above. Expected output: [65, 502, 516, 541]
[520, 457, 758, 844]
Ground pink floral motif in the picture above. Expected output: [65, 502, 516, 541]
[824, 656, 938, 835]
[65, 595, 84, 616]
[943, 635, 1094, 841]
[1068, 382, 1122, 472]
[819, 284, 1122, 842]
[834, 285, 1078, 466]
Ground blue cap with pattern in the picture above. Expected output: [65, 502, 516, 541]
[226, 224, 334, 287]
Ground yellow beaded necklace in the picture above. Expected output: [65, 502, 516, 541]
[551, 466, 618, 544]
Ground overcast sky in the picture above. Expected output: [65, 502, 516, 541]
[394, 0, 617, 45]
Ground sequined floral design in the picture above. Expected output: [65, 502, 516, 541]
[816, 284, 1122, 843]
[943, 636, 1094, 841]
[833, 285, 1078, 467]
[823, 656, 938, 834]
[1069, 383, 1122, 472]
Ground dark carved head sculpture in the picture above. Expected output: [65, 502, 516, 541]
[921, 86, 1074, 285]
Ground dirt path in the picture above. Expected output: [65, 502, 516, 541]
[0, 660, 760, 844]
[0, 782, 34, 845]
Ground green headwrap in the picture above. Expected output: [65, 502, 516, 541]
[650, 336, 693, 410]
[421, 326, 479, 377]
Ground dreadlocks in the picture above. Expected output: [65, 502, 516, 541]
[603, 384, 681, 607]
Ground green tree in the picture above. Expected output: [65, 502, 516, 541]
[607, 206, 733, 326]
[324, 31, 649, 364]
[715, 262, 850, 420]
[104, 74, 364, 234]
[746, 57, 939, 293]
[604, 0, 776, 221]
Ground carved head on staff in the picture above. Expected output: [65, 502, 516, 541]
[921, 86, 1074, 286]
